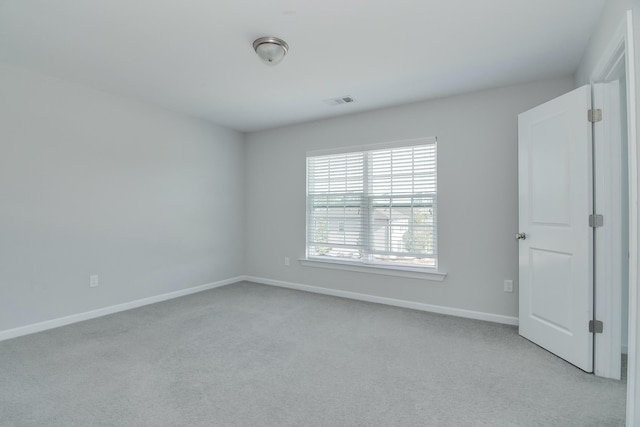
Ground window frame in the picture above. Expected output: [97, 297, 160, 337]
[304, 137, 445, 280]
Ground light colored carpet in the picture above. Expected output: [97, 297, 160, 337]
[0, 281, 626, 426]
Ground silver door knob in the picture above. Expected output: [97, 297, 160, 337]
[516, 232, 527, 240]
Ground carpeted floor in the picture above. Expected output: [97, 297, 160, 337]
[0, 281, 627, 426]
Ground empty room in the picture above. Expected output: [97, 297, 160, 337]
[1, 0, 640, 425]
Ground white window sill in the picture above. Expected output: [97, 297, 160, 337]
[299, 258, 447, 281]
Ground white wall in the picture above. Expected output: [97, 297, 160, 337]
[244, 77, 575, 319]
[0, 63, 244, 332]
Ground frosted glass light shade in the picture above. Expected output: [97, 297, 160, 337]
[253, 37, 289, 65]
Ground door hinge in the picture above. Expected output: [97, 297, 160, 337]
[589, 214, 604, 228]
[588, 109, 602, 123]
[589, 320, 604, 334]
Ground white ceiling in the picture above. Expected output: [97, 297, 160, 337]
[0, 0, 606, 132]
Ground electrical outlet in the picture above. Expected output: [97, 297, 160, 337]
[90, 274, 99, 288]
[504, 279, 513, 293]
[284, 257, 290, 266]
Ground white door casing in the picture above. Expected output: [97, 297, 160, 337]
[588, 10, 637, 424]
[518, 85, 593, 372]
[593, 81, 623, 380]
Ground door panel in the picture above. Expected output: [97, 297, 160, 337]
[518, 85, 593, 372]
[530, 112, 571, 225]
[530, 249, 573, 332]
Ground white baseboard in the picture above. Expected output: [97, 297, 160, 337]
[1, 275, 519, 342]
[0, 276, 243, 342]
[241, 276, 519, 326]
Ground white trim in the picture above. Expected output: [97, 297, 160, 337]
[242, 275, 518, 326]
[306, 136, 437, 157]
[0, 276, 242, 342]
[591, 21, 627, 83]
[591, 10, 639, 426]
[624, 10, 639, 425]
[593, 80, 623, 380]
[299, 257, 447, 281]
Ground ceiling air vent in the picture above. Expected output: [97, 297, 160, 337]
[323, 96, 355, 106]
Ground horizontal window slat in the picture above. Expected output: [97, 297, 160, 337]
[307, 138, 438, 270]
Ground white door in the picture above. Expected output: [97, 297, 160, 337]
[518, 85, 593, 372]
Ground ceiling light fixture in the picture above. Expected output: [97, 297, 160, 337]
[253, 36, 289, 66]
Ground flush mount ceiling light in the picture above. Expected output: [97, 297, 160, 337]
[253, 36, 289, 65]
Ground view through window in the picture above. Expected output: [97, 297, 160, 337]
[306, 138, 437, 269]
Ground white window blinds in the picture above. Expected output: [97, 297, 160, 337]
[306, 138, 437, 269]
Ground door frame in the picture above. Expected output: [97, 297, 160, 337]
[592, 80, 623, 380]
[590, 10, 638, 424]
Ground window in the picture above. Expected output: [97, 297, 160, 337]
[306, 137, 437, 271]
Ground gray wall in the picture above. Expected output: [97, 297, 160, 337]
[0, 63, 244, 332]
[244, 77, 575, 319]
